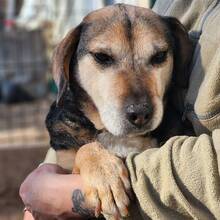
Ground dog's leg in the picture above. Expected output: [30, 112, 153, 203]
[73, 142, 132, 220]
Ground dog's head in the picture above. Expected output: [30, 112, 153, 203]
[52, 4, 192, 137]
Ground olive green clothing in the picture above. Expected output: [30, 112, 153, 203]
[126, 130, 220, 219]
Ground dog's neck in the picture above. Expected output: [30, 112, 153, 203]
[97, 131, 157, 157]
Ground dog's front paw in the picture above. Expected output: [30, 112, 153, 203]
[73, 142, 132, 219]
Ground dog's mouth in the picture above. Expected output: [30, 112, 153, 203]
[122, 120, 155, 137]
[126, 129, 150, 138]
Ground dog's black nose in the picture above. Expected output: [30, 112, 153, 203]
[126, 103, 153, 128]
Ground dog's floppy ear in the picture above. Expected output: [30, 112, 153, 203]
[163, 16, 193, 88]
[52, 24, 82, 105]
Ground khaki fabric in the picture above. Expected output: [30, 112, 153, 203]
[153, 0, 217, 35]
[126, 129, 220, 220]
[43, 148, 57, 164]
[185, 3, 220, 134]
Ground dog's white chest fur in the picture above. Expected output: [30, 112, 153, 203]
[97, 132, 157, 158]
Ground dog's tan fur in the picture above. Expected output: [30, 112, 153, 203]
[77, 13, 173, 136]
[50, 4, 192, 219]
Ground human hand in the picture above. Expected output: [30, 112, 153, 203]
[20, 163, 87, 219]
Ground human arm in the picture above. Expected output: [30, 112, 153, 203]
[126, 129, 220, 219]
[20, 143, 131, 220]
[19, 163, 94, 219]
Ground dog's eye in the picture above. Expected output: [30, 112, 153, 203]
[150, 51, 167, 66]
[92, 52, 114, 66]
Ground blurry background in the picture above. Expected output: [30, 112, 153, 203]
[0, 0, 155, 219]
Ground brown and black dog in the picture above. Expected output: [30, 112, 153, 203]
[46, 4, 192, 219]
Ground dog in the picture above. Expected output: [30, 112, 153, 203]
[46, 4, 192, 219]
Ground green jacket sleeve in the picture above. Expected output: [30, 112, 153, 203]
[126, 129, 220, 220]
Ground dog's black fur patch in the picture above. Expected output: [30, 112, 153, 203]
[46, 87, 98, 150]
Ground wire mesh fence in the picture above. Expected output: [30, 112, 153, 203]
[0, 27, 51, 148]
[0, 98, 52, 147]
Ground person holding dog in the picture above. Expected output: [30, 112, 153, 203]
[20, 0, 220, 219]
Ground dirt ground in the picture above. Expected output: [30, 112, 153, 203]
[0, 100, 51, 219]
[0, 205, 23, 220]
[0, 145, 48, 220]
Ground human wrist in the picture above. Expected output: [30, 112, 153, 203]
[53, 174, 94, 219]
